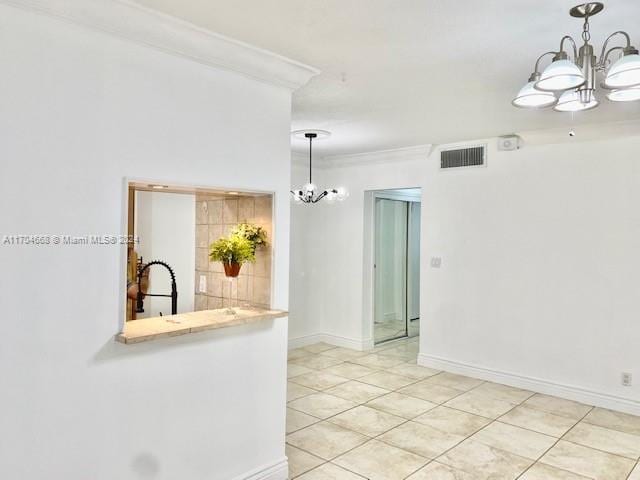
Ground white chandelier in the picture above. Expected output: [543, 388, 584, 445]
[513, 2, 640, 111]
[291, 130, 348, 204]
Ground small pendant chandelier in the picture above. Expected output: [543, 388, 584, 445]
[291, 130, 348, 204]
[513, 2, 640, 111]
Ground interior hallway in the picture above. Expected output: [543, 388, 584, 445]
[286, 338, 640, 479]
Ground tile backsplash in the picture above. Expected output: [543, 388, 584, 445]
[194, 194, 272, 310]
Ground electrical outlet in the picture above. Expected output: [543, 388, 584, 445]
[199, 274, 207, 293]
[622, 372, 632, 387]
[430, 257, 442, 268]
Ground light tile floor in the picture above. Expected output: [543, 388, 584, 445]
[286, 337, 640, 480]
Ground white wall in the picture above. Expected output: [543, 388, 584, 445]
[288, 162, 327, 342]
[0, 4, 298, 479]
[421, 136, 640, 414]
[135, 191, 195, 317]
[289, 137, 640, 414]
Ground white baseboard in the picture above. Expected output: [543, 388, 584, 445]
[418, 353, 640, 417]
[289, 333, 370, 351]
[232, 457, 288, 480]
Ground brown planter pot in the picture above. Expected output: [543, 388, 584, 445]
[223, 261, 241, 278]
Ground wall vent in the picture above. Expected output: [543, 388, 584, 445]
[440, 145, 486, 169]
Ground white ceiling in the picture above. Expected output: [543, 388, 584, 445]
[134, 0, 640, 156]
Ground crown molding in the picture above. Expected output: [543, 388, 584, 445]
[291, 120, 640, 171]
[320, 144, 433, 169]
[2, 0, 319, 90]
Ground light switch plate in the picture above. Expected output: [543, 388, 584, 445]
[199, 275, 207, 293]
[430, 257, 442, 268]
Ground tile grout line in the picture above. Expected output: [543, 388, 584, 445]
[287, 345, 442, 478]
[411, 385, 517, 477]
[287, 364, 425, 410]
[289, 345, 495, 476]
[288, 354, 436, 405]
[541, 404, 640, 465]
[420, 386, 578, 478]
[557, 414, 640, 462]
[293, 367, 485, 476]
[438, 402, 596, 442]
[513, 405, 595, 480]
[560, 438, 640, 463]
[285, 410, 323, 435]
[466, 386, 578, 478]
[285, 347, 386, 479]
[289, 346, 514, 478]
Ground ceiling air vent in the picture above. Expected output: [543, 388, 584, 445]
[440, 145, 486, 169]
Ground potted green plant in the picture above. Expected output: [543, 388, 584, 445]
[209, 235, 255, 277]
[231, 222, 268, 254]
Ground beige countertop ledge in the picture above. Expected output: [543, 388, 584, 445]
[116, 308, 288, 344]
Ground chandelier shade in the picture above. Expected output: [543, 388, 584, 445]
[327, 187, 348, 203]
[554, 89, 599, 112]
[607, 85, 640, 102]
[604, 53, 640, 88]
[535, 59, 585, 92]
[512, 80, 558, 108]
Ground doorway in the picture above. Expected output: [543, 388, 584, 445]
[372, 188, 421, 344]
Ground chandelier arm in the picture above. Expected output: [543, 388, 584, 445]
[598, 31, 632, 66]
[600, 46, 625, 70]
[534, 51, 560, 74]
[311, 190, 328, 204]
[559, 35, 578, 61]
